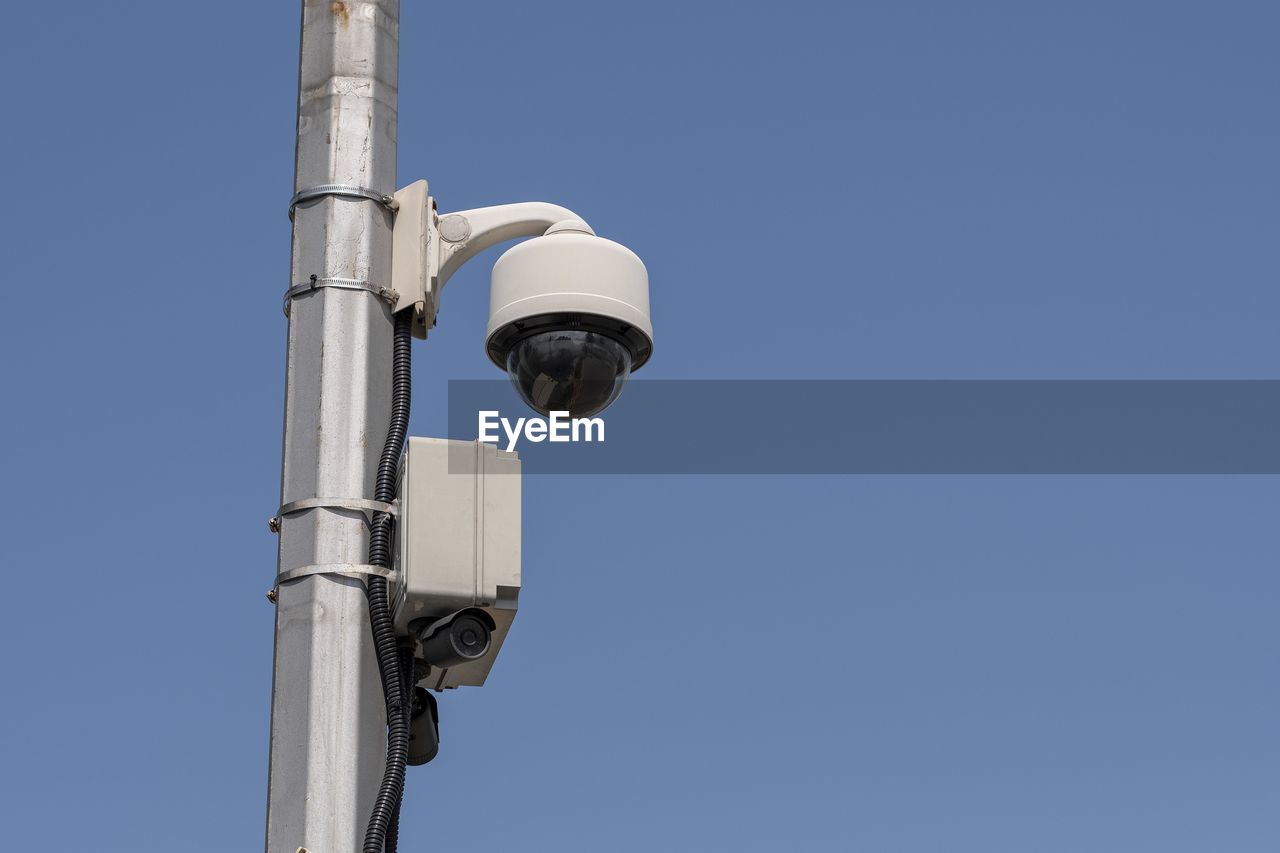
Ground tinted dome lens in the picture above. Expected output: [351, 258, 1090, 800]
[505, 330, 632, 417]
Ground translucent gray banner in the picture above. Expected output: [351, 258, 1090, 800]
[446, 380, 1280, 474]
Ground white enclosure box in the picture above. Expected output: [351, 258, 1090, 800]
[393, 437, 521, 689]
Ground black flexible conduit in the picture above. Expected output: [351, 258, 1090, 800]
[385, 642, 416, 852]
[364, 311, 414, 853]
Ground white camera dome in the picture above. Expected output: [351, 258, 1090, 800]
[485, 223, 653, 416]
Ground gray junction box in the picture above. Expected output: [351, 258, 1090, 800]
[393, 437, 521, 689]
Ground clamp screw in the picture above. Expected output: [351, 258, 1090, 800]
[268, 516, 281, 533]
[266, 588, 279, 604]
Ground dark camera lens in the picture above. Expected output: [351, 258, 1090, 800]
[450, 616, 489, 658]
[419, 613, 492, 668]
[505, 329, 632, 418]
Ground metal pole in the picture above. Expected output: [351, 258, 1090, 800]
[266, 2, 400, 850]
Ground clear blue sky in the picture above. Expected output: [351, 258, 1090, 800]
[2, 1, 1277, 850]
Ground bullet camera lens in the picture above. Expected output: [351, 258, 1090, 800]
[419, 613, 492, 668]
[505, 329, 632, 418]
[451, 616, 489, 658]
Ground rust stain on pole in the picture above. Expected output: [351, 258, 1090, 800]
[330, 1, 350, 26]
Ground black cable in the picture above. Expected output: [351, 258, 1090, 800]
[386, 782, 403, 853]
[364, 311, 414, 853]
[385, 642, 416, 853]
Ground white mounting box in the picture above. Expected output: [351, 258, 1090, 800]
[393, 437, 521, 689]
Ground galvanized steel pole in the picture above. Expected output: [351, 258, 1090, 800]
[266, 2, 400, 850]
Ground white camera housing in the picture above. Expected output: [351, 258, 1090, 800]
[484, 220, 653, 371]
[392, 437, 521, 690]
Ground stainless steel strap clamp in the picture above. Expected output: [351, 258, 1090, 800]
[288, 183, 399, 220]
[274, 562, 394, 586]
[282, 275, 399, 316]
[268, 496, 397, 533]
[268, 497, 398, 594]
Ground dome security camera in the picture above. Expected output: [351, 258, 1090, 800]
[391, 188, 653, 419]
[485, 220, 653, 418]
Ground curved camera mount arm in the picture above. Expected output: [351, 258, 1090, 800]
[435, 202, 595, 287]
[389, 180, 598, 339]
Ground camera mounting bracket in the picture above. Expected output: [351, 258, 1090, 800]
[389, 178, 593, 339]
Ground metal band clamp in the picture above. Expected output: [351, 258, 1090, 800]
[288, 184, 398, 219]
[283, 276, 399, 316]
[274, 562, 395, 586]
[268, 496, 397, 533]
